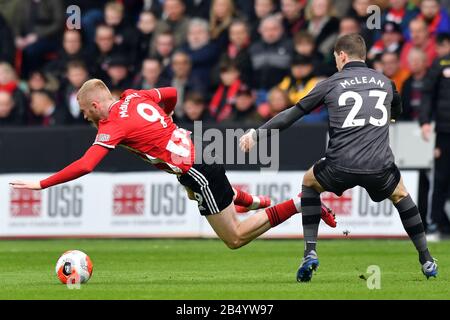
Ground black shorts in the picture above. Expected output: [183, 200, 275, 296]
[313, 159, 401, 202]
[177, 163, 235, 216]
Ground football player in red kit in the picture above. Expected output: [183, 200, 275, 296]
[10, 79, 336, 249]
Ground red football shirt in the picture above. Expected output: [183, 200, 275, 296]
[40, 87, 197, 189]
[94, 88, 195, 174]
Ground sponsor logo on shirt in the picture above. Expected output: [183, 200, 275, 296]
[96, 134, 111, 142]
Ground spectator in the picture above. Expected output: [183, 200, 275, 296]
[75, 0, 107, 46]
[281, 0, 307, 37]
[181, 19, 219, 87]
[217, 20, 253, 85]
[12, 0, 64, 77]
[436, 32, 450, 58]
[169, 51, 206, 118]
[104, 1, 131, 48]
[400, 48, 428, 120]
[250, 15, 293, 95]
[251, 0, 277, 41]
[209, 60, 242, 123]
[91, 24, 122, 80]
[152, 31, 176, 77]
[24, 70, 53, 94]
[348, 0, 375, 49]
[305, 0, 340, 62]
[416, 0, 450, 37]
[58, 60, 90, 125]
[104, 55, 133, 92]
[338, 16, 362, 36]
[258, 87, 290, 120]
[371, 53, 384, 73]
[419, 31, 450, 239]
[332, 0, 353, 18]
[104, 1, 139, 67]
[0, 0, 19, 30]
[153, 0, 190, 48]
[0, 62, 27, 120]
[368, 21, 404, 61]
[46, 30, 90, 81]
[0, 90, 25, 126]
[133, 58, 170, 90]
[234, 0, 255, 19]
[400, 18, 438, 70]
[381, 0, 419, 38]
[209, 0, 236, 50]
[185, 0, 212, 20]
[381, 51, 410, 93]
[133, 11, 158, 69]
[278, 54, 322, 105]
[180, 92, 213, 123]
[28, 90, 67, 126]
[0, 13, 15, 66]
[225, 83, 264, 126]
[293, 31, 335, 76]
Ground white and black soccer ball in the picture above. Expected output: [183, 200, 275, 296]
[55, 250, 93, 284]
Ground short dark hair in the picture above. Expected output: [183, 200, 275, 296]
[334, 33, 367, 60]
[437, 32, 450, 45]
[31, 89, 55, 102]
[219, 58, 239, 72]
[185, 92, 205, 105]
[66, 60, 88, 72]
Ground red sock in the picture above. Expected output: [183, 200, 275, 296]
[265, 199, 298, 227]
[234, 189, 254, 207]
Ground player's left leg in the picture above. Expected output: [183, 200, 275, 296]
[297, 166, 326, 282]
[232, 188, 272, 212]
[389, 178, 438, 278]
[184, 185, 272, 212]
[206, 196, 302, 249]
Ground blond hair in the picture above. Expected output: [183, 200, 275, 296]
[305, 0, 336, 20]
[77, 79, 112, 104]
[210, 0, 235, 39]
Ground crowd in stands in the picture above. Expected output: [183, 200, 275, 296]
[1, 0, 450, 127]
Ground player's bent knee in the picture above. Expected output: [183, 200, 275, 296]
[390, 190, 409, 204]
[224, 240, 243, 250]
[221, 234, 245, 250]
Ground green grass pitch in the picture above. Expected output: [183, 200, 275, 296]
[0, 239, 449, 300]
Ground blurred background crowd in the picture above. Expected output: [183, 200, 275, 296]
[1, 0, 450, 127]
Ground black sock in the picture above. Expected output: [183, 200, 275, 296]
[394, 195, 432, 264]
[301, 185, 321, 257]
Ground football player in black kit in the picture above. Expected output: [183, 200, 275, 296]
[240, 34, 437, 282]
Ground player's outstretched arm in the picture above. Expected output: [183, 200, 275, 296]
[9, 145, 110, 190]
[239, 106, 306, 152]
[240, 79, 328, 152]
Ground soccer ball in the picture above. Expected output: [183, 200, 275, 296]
[55, 250, 93, 284]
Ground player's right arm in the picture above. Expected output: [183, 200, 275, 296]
[240, 79, 328, 151]
[142, 87, 178, 115]
[10, 145, 110, 190]
[11, 118, 125, 190]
